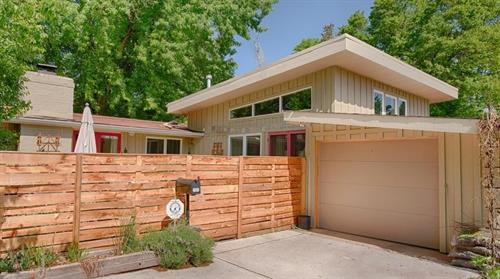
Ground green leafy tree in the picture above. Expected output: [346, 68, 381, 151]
[0, 0, 44, 122]
[39, 0, 276, 121]
[294, 23, 335, 53]
[293, 38, 321, 53]
[1, 0, 276, 122]
[338, 0, 500, 117]
[0, 0, 46, 150]
[338, 10, 369, 41]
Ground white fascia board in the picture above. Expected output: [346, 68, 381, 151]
[283, 111, 478, 134]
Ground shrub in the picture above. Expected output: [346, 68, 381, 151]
[0, 128, 18, 151]
[0, 246, 57, 272]
[29, 246, 57, 269]
[472, 255, 492, 271]
[486, 266, 500, 279]
[141, 222, 214, 269]
[471, 256, 491, 270]
[67, 242, 86, 263]
[0, 252, 16, 272]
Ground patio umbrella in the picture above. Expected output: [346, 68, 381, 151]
[74, 103, 97, 153]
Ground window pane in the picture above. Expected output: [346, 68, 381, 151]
[398, 99, 407, 116]
[100, 136, 119, 153]
[254, 98, 279, 116]
[147, 138, 164, 154]
[230, 137, 243, 156]
[385, 95, 396, 115]
[270, 135, 287, 156]
[230, 105, 252, 119]
[282, 89, 311, 111]
[166, 139, 181, 154]
[374, 92, 383, 115]
[291, 133, 306, 157]
[246, 135, 261, 156]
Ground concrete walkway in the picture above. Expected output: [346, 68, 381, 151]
[105, 230, 477, 279]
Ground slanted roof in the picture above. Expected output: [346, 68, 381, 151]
[283, 111, 478, 134]
[167, 34, 458, 114]
[8, 114, 204, 138]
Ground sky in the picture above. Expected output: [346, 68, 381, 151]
[233, 0, 374, 76]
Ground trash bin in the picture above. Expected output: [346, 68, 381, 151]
[297, 215, 311, 230]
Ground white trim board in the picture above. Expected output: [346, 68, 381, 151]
[283, 111, 479, 134]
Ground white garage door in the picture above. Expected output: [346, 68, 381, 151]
[319, 139, 439, 249]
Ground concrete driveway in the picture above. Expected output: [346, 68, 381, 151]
[105, 229, 477, 279]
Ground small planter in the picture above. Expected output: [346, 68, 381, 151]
[1, 251, 159, 279]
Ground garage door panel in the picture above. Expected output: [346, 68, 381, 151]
[320, 139, 438, 163]
[319, 182, 438, 216]
[319, 139, 439, 249]
[319, 203, 439, 249]
[319, 161, 438, 190]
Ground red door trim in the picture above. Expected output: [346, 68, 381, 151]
[268, 129, 305, 156]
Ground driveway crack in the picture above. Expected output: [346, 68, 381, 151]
[214, 255, 272, 278]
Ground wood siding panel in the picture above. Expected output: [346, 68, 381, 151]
[333, 67, 429, 116]
[188, 66, 430, 155]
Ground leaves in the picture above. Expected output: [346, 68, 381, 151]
[339, 0, 500, 117]
[0, 0, 277, 121]
[0, 0, 42, 121]
[295, 1, 498, 117]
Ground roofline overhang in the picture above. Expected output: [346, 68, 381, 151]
[6, 117, 205, 138]
[283, 111, 478, 134]
[168, 34, 458, 114]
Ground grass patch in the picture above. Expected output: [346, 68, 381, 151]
[67, 242, 86, 263]
[115, 215, 141, 255]
[141, 222, 214, 269]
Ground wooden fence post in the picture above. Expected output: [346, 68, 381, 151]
[271, 163, 276, 232]
[301, 157, 306, 215]
[237, 157, 244, 238]
[0, 186, 4, 241]
[73, 154, 83, 245]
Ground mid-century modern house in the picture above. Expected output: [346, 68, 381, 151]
[5, 67, 203, 154]
[167, 34, 482, 253]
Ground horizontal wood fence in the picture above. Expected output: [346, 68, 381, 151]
[0, 152, 304, 253]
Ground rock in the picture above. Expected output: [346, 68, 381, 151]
[449, 249, 481, 260]
[469, 246, 497, 257]
[451, 259, 478, 270]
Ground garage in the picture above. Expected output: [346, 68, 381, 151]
[318, 139, 439, 249]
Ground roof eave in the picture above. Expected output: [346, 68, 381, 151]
[6, 117, 204, 138]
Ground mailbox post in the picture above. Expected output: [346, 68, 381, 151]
[175, 177, 201, 223]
